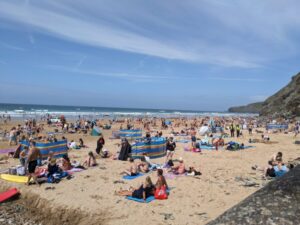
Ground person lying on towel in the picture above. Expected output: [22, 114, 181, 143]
[138, 156, 150, 173]
[120, 158, 138, 176]
[168, 157, 186, 175]
[116, 176, 155, 201]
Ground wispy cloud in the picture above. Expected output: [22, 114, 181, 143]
[0, 40, 25, 51]
[41, 64, 171, 82]
[28, 34, 35, 44]
[208, 77, 264, 82]
[75, 55, 87, 69]
[0, 1, 267, 68]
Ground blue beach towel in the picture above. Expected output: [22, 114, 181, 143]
[200, 145, 216, 150]
[122, 173, 144, 180]
[241, 146, 254, 149]
[176, 140, 190, 143]
[126, 196, 155, 203]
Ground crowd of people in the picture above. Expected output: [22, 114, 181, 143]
[1, 114, 299, 202]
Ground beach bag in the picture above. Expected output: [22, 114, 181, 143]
[16, 166, 25, 176]
[155, 186, 168, 200]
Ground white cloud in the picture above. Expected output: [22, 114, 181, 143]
[0, 1, 266, 68]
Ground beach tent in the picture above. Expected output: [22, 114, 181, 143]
[119, 129, 142, 139]
[267, 124, 288, 130]
[91, 127, 101, 136]
[20, 140, 68, 159]
[199, 126, 209, 136]
[131, 137, 166, 159]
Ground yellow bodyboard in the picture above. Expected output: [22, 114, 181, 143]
[0, 174, 29, 183]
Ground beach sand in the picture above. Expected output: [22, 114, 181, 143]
[0, 119, 299, 225]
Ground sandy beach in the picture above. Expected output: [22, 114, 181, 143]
[1, 117, 299, 225]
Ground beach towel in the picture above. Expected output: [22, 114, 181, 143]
[200, 145, 216, 150]
[241, 146, 254, 149]
[176, 140, 190, 143]
[165, 173, 187, 179]
[123, 173, 144, 180]
[126, 196, 155, 203]
[0, 149, 15, 155]
[67, 168, 84, 174]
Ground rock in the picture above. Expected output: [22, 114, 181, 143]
[228, 72, 300, 117]
[207, 165, 300, 225]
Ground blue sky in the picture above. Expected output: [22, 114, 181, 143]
[0, 0, 300, 111]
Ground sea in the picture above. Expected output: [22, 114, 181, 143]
[0, 103, 257, 119]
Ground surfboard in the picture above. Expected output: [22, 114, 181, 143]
[0, 188, 19, 203]
[0, 174, 30, 183]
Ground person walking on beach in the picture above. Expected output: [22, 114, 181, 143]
[166, 137, 176, 163]
[230, 123, 235, 137]
[294, 123, 299, 138]
[236, 124, 241, 138]
[95, 135, 105, 155]
[26, 141, 42, 185]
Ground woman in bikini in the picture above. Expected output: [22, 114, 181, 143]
[82, 151, 97, 167]
[138, 156, 150, 173]
[121, 158, 138, 176]
[116, 176, 155, 201]
[155, 169, 168, 189]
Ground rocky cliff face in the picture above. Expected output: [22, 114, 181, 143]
[228, 102, 263, 114]
[260, 72, 300, 117]
[228, 72, 300, 117]
[207, 165, 300, 225]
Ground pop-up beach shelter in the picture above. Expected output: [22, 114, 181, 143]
[91, 127, 102, 136]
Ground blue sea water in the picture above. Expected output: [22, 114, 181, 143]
[0, 103, 256, 118]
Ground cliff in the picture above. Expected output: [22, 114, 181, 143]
[228, 72, 300, 117]
[207, 165, 300, 225]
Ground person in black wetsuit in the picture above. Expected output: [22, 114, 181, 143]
[118, 138, 132, 161]
[116, 176, 155, 201]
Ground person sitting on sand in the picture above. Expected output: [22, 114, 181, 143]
[47, 158, 60, 177]
[100, 148, 110, 158]
[60, 155, 72, 171]
[271, 152, 283, 164]
[47, 151, 54, 164]
[138, 156, 150, 173]
[82, 151, 98, 167]
[169, 157, 186, 175]
[155, 169, 168, 190]
[116, 176, 155, 201]
[187, 166, 202, 176]
[79, 138, 85, 148]
[121, 158, 138, 176]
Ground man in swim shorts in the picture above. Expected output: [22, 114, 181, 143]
[190, 128, 197, 148]
[26, 141, 42, 185]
